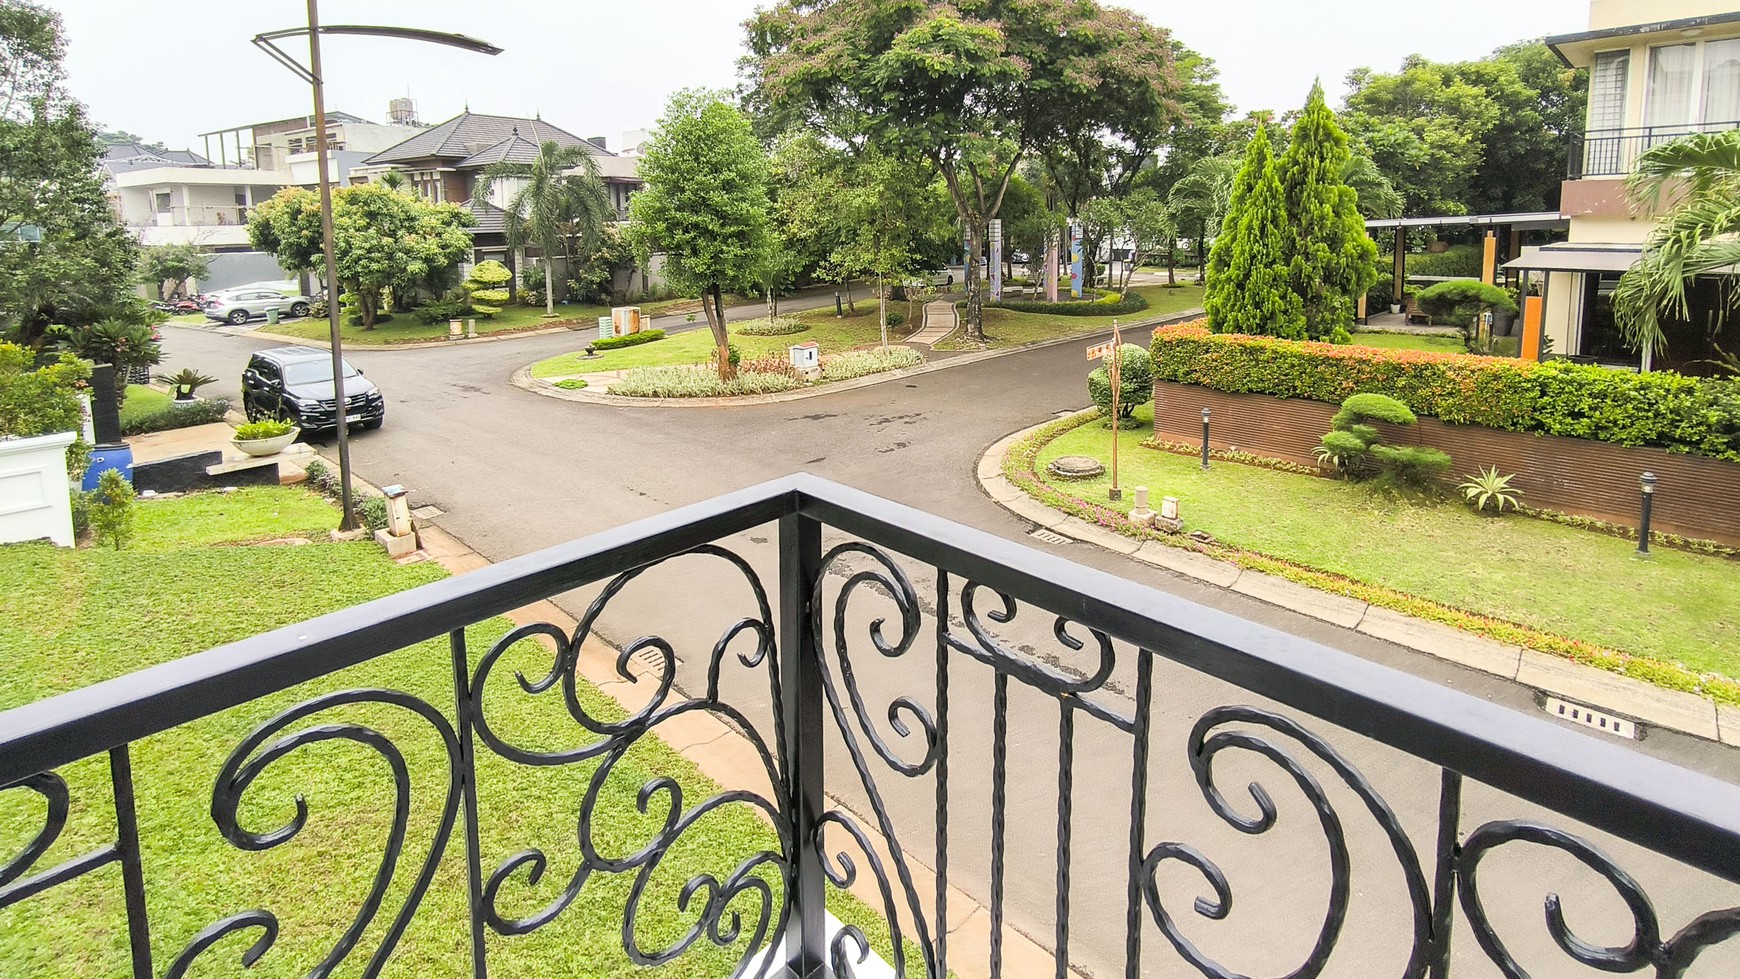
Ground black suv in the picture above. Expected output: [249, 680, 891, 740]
[241, 346, 385, 434]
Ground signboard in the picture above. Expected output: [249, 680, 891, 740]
[1069, 221, 1084, 299]
[1085, 340, 1116, 361]
[988, 219, 1003, 300]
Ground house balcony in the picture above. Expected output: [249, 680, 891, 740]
[2, 474, 1737, 978]
[127, 206, 256, 249]
[1568, 122, 1740, 179]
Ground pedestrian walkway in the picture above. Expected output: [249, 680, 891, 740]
[907, 300, 960, 346]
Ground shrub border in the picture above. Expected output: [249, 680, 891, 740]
[1004, 410, 1740, 706]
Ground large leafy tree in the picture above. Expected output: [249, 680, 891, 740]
[1613, 132, 1740, 373]
[626, 89, 778, 380]
[1168, 152, 1239, 278]
[0, 0, 138, 347]
[1204, 127, 1301, 336]
[139, 243, 211, 300]
[248, 184, 474, 329]
[475, 140, 612, 318]
[1279, 83, 1378, 338]
[744, 0, 1181, 343]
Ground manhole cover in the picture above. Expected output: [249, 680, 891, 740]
[411, 505, 444, 521]
[1545, 696, 1636, 739]
[1047, 455, 1105, 480]
[1029, 528, 1071, 545]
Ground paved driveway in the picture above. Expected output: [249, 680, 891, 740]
[153, 321, 1740, 979]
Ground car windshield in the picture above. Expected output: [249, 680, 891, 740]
[281, 360, 359, 385]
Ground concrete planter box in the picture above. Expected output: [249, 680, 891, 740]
[0, 431, 77, 547]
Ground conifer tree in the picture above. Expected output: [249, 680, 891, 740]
[1279, 82, 1378, 338]
[1204, 127, 1302, 336]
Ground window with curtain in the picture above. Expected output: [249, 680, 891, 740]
[1703, 38, 1740, 126]
[1586, 51, 1630, 175]
[1646, 44, 1697, 131]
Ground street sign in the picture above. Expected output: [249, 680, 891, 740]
[1085, 340, 1116, 361]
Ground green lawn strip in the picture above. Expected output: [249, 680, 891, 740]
[935, 284, 1205, 351]
[531, 307, 903, 379]
[268, 303, 610, 346]
[119, 385, 173, 427]
[0, 490, 907, 976]
[1347, 332, 1465, 353]
[1004, 405, 1740, 702]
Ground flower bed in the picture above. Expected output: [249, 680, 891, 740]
[1151, 321, 1740, 462]
[609, 366, 804, 398]
[819, 347, 923, 381]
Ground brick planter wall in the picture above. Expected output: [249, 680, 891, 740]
[1153, 381, 1740, 547]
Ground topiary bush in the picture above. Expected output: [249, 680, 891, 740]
[1415, 280, 1519, 352]
[1150, 321, 1740, 462]
[1316, 392, 1450, 487]
[465, 260, 514, 318]
[1087, 343, 1155, 422]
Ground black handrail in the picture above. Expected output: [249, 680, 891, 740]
[1569, 122, 1740, 178]
[2, 472, 1738, 979]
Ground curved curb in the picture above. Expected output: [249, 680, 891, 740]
[238, 323, 588, 352]
[975, 418, 1734, 746]
[513, 308, 1206, 409]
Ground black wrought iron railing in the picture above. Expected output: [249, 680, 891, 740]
[2, 474, 1738, 979]
[1570, 122, 1740, 178]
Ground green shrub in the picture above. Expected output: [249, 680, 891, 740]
[359, 495, 389, 532]
[708, 343, 743, 370]
[121, 397, 231, 436]
[1416, 280, 1519, 351]
[734, 316, 809, 337]
[90, 469, 135, 550]
[1150, 322, 1740, 462]
[553, 378, 589, 390]
[234, 418, 295, 440]
[346, 312, 395, 327]
[414, 299, 471, 324]
[0, 343, 92, 476]
[1317, 392, 1450, 487]
[1330, 327, 1353, 345]
[820, 347, 923, 382]
[886, 310, 905, 328]
[1087, 344, 1155, 420]
[465, 261, 513, 318]
[1406, 244, 1482, 279]
[70, 489, 92, 539]
[1367, 272, 1397, 312]
[592, 329, 666, 351]
[611, 366, 804, 398]
[987, 291, 1151, 317]
[160, 368, 218, 400]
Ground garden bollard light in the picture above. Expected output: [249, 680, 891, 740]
[835, 292, 843, 316]
[1637, 472, 1657, 556]
[1201, 408, 1212, 470]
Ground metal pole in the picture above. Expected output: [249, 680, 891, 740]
[1109, 321, 1122, 502]
[306, 0, 358, 531]
[1637, 472, 1657, 556]
[1201, 408, 1211, 470]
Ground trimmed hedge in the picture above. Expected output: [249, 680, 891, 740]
[1151, 321, 1740, 462]
[593, 329, 666, 351]
[986, 290, 1150, 317]
[121, 397, 232, 436]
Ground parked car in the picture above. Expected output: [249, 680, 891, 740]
[241, 346, 385, 434]
[923, 268, 956, 287]
[205, 290, 312, 325]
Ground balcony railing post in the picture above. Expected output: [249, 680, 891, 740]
[779, 511, 827, 979]
[450, 628, 489, 979]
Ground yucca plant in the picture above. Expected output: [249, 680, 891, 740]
[160, 367, 217, 401]
[1459, 466, 1522, 514]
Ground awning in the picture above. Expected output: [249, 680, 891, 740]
[1365, 211, 1569, 233]
[1503, 245, 1641, 274]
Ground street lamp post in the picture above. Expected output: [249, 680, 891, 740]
[1637, 472, 1658, 557]
[253, 7, 500, 529]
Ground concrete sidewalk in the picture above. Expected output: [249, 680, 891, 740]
[978, 416, 1739, 747]
[907, 302, 960, 347]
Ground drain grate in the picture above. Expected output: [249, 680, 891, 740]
[628, 646, 678, 677]
[1029, 528, 1072, 545]
[411, 505, 444, 521]
[1544, 696, 1637, 739]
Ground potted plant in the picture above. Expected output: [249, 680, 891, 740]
[231, 418, 299, 457]
[161, 368, 218, 402]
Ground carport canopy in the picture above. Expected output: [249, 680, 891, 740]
[1503, 243, 1640, 274]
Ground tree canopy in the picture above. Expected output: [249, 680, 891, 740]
[248, 184, 474, 328]
[744, 0, 1183, 341]
[1204, 126, 1301, 336]
[626, 89, 778, 378]
[1280, 83, 1378, 337]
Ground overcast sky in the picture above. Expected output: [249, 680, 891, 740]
[50, 0, 1588, 155]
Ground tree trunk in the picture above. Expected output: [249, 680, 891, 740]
[845, 278, 855, 314]
[766, 288, 775, 321]
[1046, 230, 1060, 303]
[710, 283, 734, 380]
[543, 245, 557, 318]
[1196, 235, 1206, 282]
[964, 220, 985, 343]
[878, 279, 888, 350]
[1166, 245, 1177, 286]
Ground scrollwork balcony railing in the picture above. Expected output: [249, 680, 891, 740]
[2, 474, 1738, 978]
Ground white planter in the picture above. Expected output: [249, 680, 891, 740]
[0, 431, 77, 547]
[231, 429, 300, 457]
[1389, 304, 1402, 315]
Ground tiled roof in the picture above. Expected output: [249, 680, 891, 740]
[455, 133, 544, 169]
[364, 112, 607, 165]
[467, 198, 508, 236]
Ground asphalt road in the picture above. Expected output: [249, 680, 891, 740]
[155, 318, 1740, 979]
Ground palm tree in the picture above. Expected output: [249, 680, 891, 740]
[476, 140, 613, 318]
[1168, 154, 1238, 279]
[1341, 151, 1404, 220]
[1614, 130, 1740, 373]
[376, 170, 409, 192]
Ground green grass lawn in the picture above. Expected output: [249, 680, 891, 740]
[936, 284, 1205, 351]
[118, 385, 173, 428]
[0, 487, 902, 977]
[1348, 331, 1465, 353]
[530, 306, 912, 379]
[269, 302, 610, 346]
[1033, 404, 1740, 678]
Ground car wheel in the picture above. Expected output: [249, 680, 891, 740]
[362, 417, 384, 431]
[228, 309, 249, 325]
[244, 399, 261, 422]
[290, 302, 310, 317]
[947, 275, 955, 286]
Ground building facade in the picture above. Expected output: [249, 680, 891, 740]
[1521, 1, 1740, 372]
